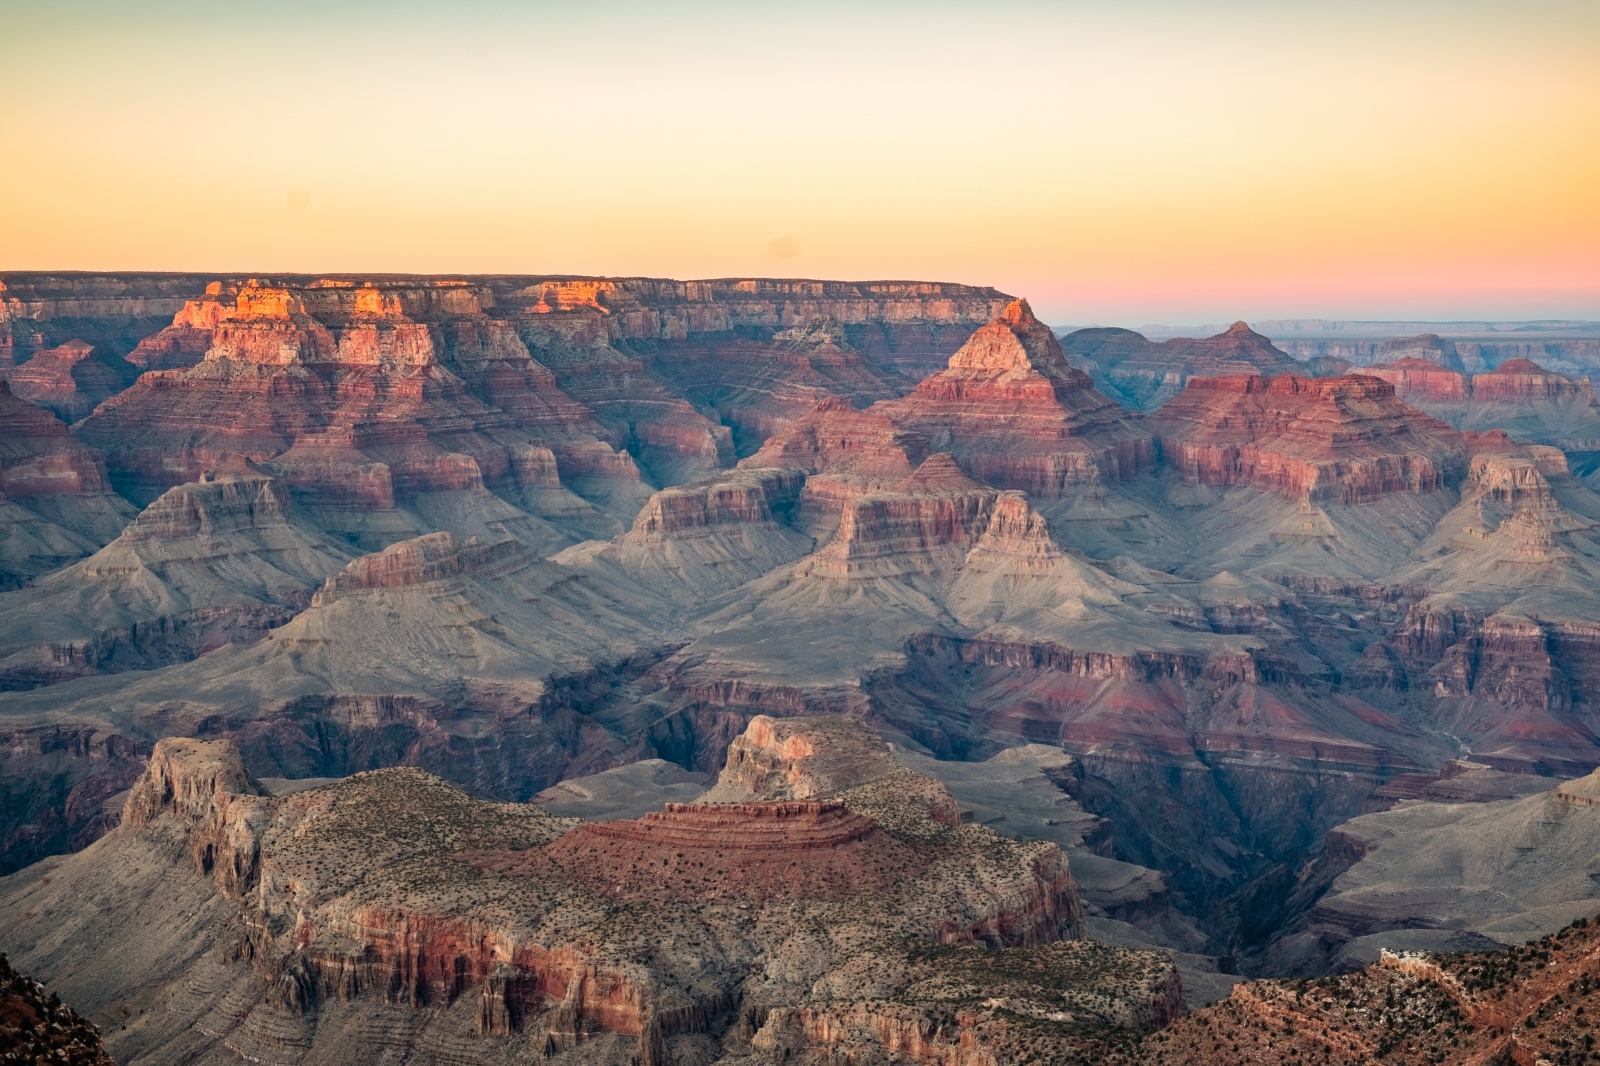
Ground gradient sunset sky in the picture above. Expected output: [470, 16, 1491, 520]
[3, 0, 1597, 324]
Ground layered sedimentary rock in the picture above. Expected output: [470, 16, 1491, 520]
[0, 274, 212, 367]
[0, 528, 672, 871]
[1357, 356, 1600, 460]
[1372, 332, 1467, 371]
[1151, 373, 1471, 504]
[0, 467, 352, 689]
[643, 316, 907, 455]
[72, 280, 634, 548]
[0, 724, 1183, 1065]
[0, 382, 135, 586]
[876, 300, 1153, 495]
[1064, 321, 1306, 411]
[0, 340, 139, 422]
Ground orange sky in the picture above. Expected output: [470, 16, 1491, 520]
[2, 0, 1597, 323]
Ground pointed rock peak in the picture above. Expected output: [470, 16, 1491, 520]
[1224, 320, 1255, 335]
[899, 452, 988, 495]
[947, 297, 1073, 376]
[1000, 298, 1038, 329]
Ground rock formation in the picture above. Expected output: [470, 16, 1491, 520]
[0, 382, 135, 587]
[0, 340, 139, 422]
[875, 300, 1153, 495]
[13, 270, 1600, 1023]
[1064, 321, 1306, 411]
[0, 466, 353, 689]
[1134, 916, 1600, 1065]
[0, 952, 114, 1065]
[0, 722, 1188, 1065]
[1357, 356, 1600, 461]
[1150, 373, 1471, 504]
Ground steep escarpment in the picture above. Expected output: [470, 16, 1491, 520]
[0, 721, 1178, 1066]
[71, 280, 634, 549]
[0, 528, 673, 872]
[1, 339, 139, 422]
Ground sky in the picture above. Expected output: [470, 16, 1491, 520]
[2, 0, 1598, 325]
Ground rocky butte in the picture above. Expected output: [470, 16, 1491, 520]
[0, 720, 1188, 1065]
[5, 271, 1600, 1062]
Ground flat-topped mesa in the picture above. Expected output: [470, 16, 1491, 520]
[877, 299, 1154, 495]
[573, 800, 878, 850]
[623, 468, 806, 539]
[1152, 372, 1471, 503]
[1374, 331, 1467, 371]
[119, 737, 269, 898]
[1472, 357, 1595, 403]
[1355, 357, 1471, 403]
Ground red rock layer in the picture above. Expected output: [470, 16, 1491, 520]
[0, 383, 119, 502]
[1152, 373, 1470, 502]
[71, 282, 636, 518]
[1355, 356, 1471, 403]
[1, 341, 138, 423]
[1473, 357, 1594, 402]
[530, 800, 918, 903]
[877, 299, 1153, 495]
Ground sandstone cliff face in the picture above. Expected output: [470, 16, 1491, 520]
[70, 280, 641, 550]
[0, 723, 1171, 1066]
[1151, 373, 1471, 503]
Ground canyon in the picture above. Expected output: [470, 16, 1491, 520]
[4, 271, 1600, 1062]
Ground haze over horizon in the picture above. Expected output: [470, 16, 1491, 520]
[3, 0, 1597, 324]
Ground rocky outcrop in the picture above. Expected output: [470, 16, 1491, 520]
[0, 953, 115, 1066]
[1374, 332, 1467, 372]
[642, 320, 906, 455]
[876, 300, 1153, 495]
[1152, 373, 1471, 503]
[0, 722, 1171, 1066]
[70, 281, 640, 549]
